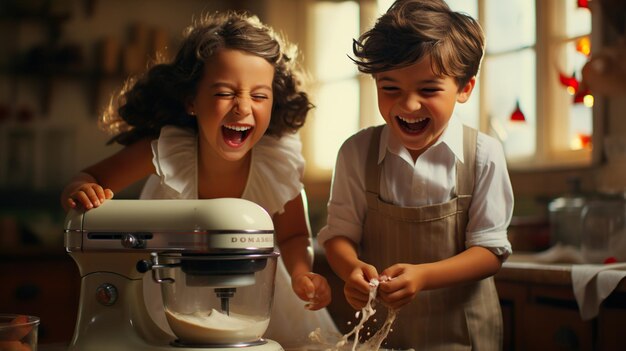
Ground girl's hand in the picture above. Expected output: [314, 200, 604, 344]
[292, 272, 332, 310]
[344, 264, 378, 310]
[377, 263, 425, 310]
[65, 183, 114, 210]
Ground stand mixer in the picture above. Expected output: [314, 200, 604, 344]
[64, 199, 284, 350]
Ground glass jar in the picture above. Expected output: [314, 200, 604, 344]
[580, 196, 626, 263]
[548, 196, 585, 248]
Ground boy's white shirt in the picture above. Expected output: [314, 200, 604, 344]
[318, 116, 513, 258]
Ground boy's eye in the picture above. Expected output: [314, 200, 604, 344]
[421, 88, 441, 94]
[251, 94, 269, 100]
[380, 86, 400, 92]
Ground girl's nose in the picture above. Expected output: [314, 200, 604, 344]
[399, 93, 422, 112]
[234, 96, 252, 116]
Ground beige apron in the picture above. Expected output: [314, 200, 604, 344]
[360, 125, 502, 350]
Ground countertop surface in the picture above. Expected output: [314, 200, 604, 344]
[498, 253, 626, 292]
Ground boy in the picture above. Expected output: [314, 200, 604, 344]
[317, 0, 513, 349]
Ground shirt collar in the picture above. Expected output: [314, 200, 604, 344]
[379, 116, 465, 165]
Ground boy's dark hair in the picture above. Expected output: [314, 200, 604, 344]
[352, 0, 484, 89]
[101, 11, 313, 145]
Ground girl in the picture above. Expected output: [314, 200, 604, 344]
[61, 11, 337, 348]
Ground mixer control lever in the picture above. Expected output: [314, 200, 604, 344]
[215, 288, 236, 315]
[136, 260, 152, 273]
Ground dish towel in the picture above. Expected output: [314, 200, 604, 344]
[571, 263, 626, 320]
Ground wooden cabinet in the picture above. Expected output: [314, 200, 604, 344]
[496, 262, 626, 351]
[0, 250, 80, 344]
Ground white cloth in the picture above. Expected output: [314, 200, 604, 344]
[572, 263, 626, 320]
[318, 118, 513, 258]
[141, 125, 339, 347]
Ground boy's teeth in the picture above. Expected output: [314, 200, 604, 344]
[224, 125, 252, 131]
[397, 116, 427, 123]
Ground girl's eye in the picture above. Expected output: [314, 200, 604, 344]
[215, 92, 235, 98]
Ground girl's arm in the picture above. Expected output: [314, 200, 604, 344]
[378, 246, 502, 309]
[273, 190, 331, 310]
[61, 138, 155, 211]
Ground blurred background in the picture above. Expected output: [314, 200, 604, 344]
[1, 0, 626, 345]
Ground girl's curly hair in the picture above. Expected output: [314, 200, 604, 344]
[101, 11, 313, 145]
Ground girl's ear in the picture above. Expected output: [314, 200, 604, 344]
[186, 100, 196, 116]
[457, 76, 476, 103]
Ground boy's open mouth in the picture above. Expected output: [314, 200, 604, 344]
[222, 124, 252, 147]
[396, 115, 430, 134]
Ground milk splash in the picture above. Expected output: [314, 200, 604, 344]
[309, 277, 398, 351]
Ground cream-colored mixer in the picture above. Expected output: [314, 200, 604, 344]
[64, 199, 283, 350]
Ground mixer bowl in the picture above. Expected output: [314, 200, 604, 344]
[152, 252, 279, 346]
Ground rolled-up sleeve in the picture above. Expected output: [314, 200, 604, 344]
[465, 134, 514, 260]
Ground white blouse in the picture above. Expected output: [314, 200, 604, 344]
[140, 125, 305, 216]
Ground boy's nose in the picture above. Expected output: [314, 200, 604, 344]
[234, 96, 252, 116]
[399, 93, 422, 112]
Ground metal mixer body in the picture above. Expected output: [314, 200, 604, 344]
[64, 199, 284, 351]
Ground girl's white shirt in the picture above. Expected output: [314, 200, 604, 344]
[317, 117, 514, 258]
[141, 125, 304, 216]
[140, 125, 339, 347]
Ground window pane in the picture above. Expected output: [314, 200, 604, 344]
[312, 79, 360, 170]
[565, 0, 591, 37]
[312, 1, 359, 81]
[378, 0, 394, 14]
[484, 50, 536, 158]
[484, 0, 535, 53]
[445, 0, 477, 18]
[564, 40, 593, 150]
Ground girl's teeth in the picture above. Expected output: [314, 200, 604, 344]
[224, 125, 252, 132]
[397, 116, 427, 123]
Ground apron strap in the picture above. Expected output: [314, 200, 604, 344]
[456, 125, 478, 197]
[365, 125, 385, 198]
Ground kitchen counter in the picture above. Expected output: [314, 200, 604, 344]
[495, 254, 625, 351]
[498, 258, 626, 292]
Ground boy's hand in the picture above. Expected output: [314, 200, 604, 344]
[344, 264, 378, 310]
[378, 263, 425, 310]
[292, 272, 332, 310]
[65, 183, 114, 210]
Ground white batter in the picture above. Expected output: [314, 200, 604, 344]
[309, 277, 400, 351]
[165, 308, 269, 344]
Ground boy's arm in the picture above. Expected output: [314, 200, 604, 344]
[273, 191, 331, 310]
[324, 236, 378, 309]
[378, 246, 502, 309]
[61, 138, 155, 211]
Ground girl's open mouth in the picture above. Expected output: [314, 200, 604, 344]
[222, 124, 253, 147]
[396, 115, 430, 134]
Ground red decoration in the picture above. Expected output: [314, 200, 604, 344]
[510, 100, 525, 122]
[578, 133, 592, 148]
[559, 71, 580, 94]
[574, 87, 592, 104]
[577, 0, 590, 9]
[604, 256, 618, 264]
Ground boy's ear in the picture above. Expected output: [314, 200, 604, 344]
[457, 77, 476, 103]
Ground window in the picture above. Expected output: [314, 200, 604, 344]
[300, 0, 594, 179]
